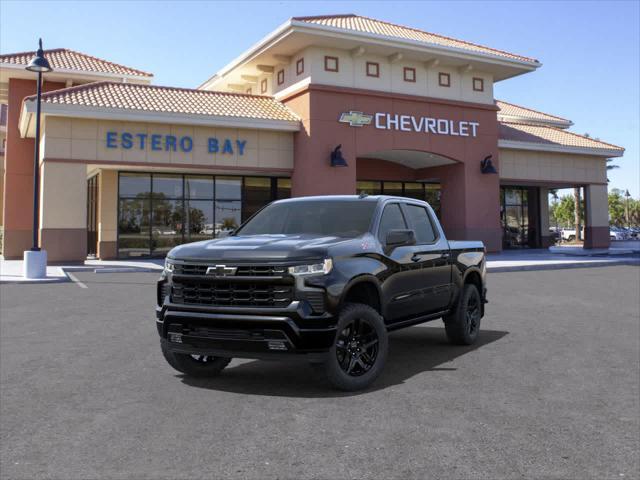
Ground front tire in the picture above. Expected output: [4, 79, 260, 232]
[323, 303, 388, 391]
[161, 340, 231, 377]
[444, 284, 482, 345]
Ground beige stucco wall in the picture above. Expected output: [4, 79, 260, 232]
[39, 161, 86, 229]
[272, 46, 494, 104]
[499, 148, 607, 184]
[585, 184, 609, 228]
[98, 169, 118, 243]
[42, 117, 294, 170]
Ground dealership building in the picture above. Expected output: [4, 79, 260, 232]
[0, 14, 624, 261]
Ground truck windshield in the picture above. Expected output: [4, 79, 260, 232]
[236, 200, 376, 237]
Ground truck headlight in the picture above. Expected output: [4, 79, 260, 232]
[288, 258, 333, 276]
[164, 258, 175, 273]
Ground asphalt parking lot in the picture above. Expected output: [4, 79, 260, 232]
[1, 266, 638, 479]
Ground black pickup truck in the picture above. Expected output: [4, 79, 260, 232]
[157, 195, 487, 390]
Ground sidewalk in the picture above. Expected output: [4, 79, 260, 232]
[1, 250, 638, 284]
[487, 249, 639, 272]
[0, 257, 163, 284]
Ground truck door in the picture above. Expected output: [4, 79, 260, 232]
[400, 202, 452, 313]
[377, 202, 429, 322]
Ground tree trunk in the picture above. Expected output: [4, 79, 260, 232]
[574, 187, 581, 241]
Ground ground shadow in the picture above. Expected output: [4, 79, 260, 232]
[180, 326, 508, 398]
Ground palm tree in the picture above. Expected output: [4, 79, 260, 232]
[606, 158, 619, 182]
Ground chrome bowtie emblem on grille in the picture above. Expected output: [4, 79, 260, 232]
[206, 265, 237, 276]
[338, 111, 373, 127]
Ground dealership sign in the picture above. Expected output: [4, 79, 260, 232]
[105, 132, 247, 155]
[339, 111, 479, 137]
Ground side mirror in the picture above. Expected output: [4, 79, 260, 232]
[385, 229, 416, 247]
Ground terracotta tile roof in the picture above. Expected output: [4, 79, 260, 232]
[496, 100, 571, 126]
[27, 81, 299, 122]
[293, 14, 538, 64]
[0, 48, 152, 78]
[499, 122, 624, 153]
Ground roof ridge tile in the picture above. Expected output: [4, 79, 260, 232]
[496, 99, 571, 123]
[295, 14, 538, 63]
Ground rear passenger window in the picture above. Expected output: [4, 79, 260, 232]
[378, 203, 407, 242]
[404, 204, 436, 243]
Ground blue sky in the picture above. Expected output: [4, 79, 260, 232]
[1, 0, 638, 196]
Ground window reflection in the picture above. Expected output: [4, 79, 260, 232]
[118, 197, 150, 257]
[186, 200, 214, 242]
[243, 177, 272, 221]
[216, 177, 241, 199]
[216, 200, 242, 237]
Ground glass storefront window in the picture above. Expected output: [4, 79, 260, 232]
[501, 186, 538, 249]
[119, 173, 151, 197]
[118, 197, 151, 257]
[216, 177, 241, 199]
[276, 178, 291, 200]
[243, 177, 272, 221]
[216, 200, 242, 236]
[186, 200, 214, 242]
[356, 181, 382, 195]
[153, 175, 183, 198]
[425, 184, 441, 218]
[185, 176, 214, 200]
[403, 182, 424, 200]
[151, 199, 184, 256]
[117, 173, 288, 258]
[382, 182, 403, 197]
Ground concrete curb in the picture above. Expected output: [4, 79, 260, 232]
[95, 267, 161, 274]
[488, 259, 640, 273]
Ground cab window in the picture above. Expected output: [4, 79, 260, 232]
[403, 204, 437, 244]
[378, 203, 407, 243]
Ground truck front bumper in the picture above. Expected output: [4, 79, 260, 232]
[156, 300, 337, 360]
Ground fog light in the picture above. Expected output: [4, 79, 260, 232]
[169, 332, 183, 343]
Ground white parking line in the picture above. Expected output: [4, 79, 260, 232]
[66, 272, 88, 289]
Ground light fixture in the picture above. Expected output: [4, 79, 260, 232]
[480, 155, 497, 174]
[330, 144, 348, 167]
[26, 39, 53, 73]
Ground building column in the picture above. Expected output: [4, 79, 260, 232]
[584, 184, 610, 249]
[539, 188, 553, 247]
[285, 91, 357, 196]
[423, 161, 502, 252]
[98, 170, 118, 259]
[2, 78, 66, 259]
[39, 161, 87, 262]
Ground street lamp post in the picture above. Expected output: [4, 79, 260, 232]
[23, 39, 53, 279]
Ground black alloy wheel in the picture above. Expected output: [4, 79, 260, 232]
[335, 318, 380, 377]
[465, 291, 481, 337]
[323, 302, 388, 391]
[444, 283, 482, 345]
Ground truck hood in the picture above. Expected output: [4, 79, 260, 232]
[168, 234, 352, 263]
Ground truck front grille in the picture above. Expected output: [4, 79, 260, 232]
[172, 263, 287, 276]
[171, 279, 293, 308]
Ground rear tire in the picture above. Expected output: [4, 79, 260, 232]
[323, 303, 388, 391]
[161, 340, 231, 377]
[444, 284, 482, 345]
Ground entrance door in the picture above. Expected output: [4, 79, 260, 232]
[500, 186, 540, 248]
[87, 175, 99, 257]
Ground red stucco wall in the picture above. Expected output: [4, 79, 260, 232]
[2, 78, 66, 259]
[283, 84, 502, 251]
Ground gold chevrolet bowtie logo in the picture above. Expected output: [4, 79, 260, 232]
[339, 111, 373, 127]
